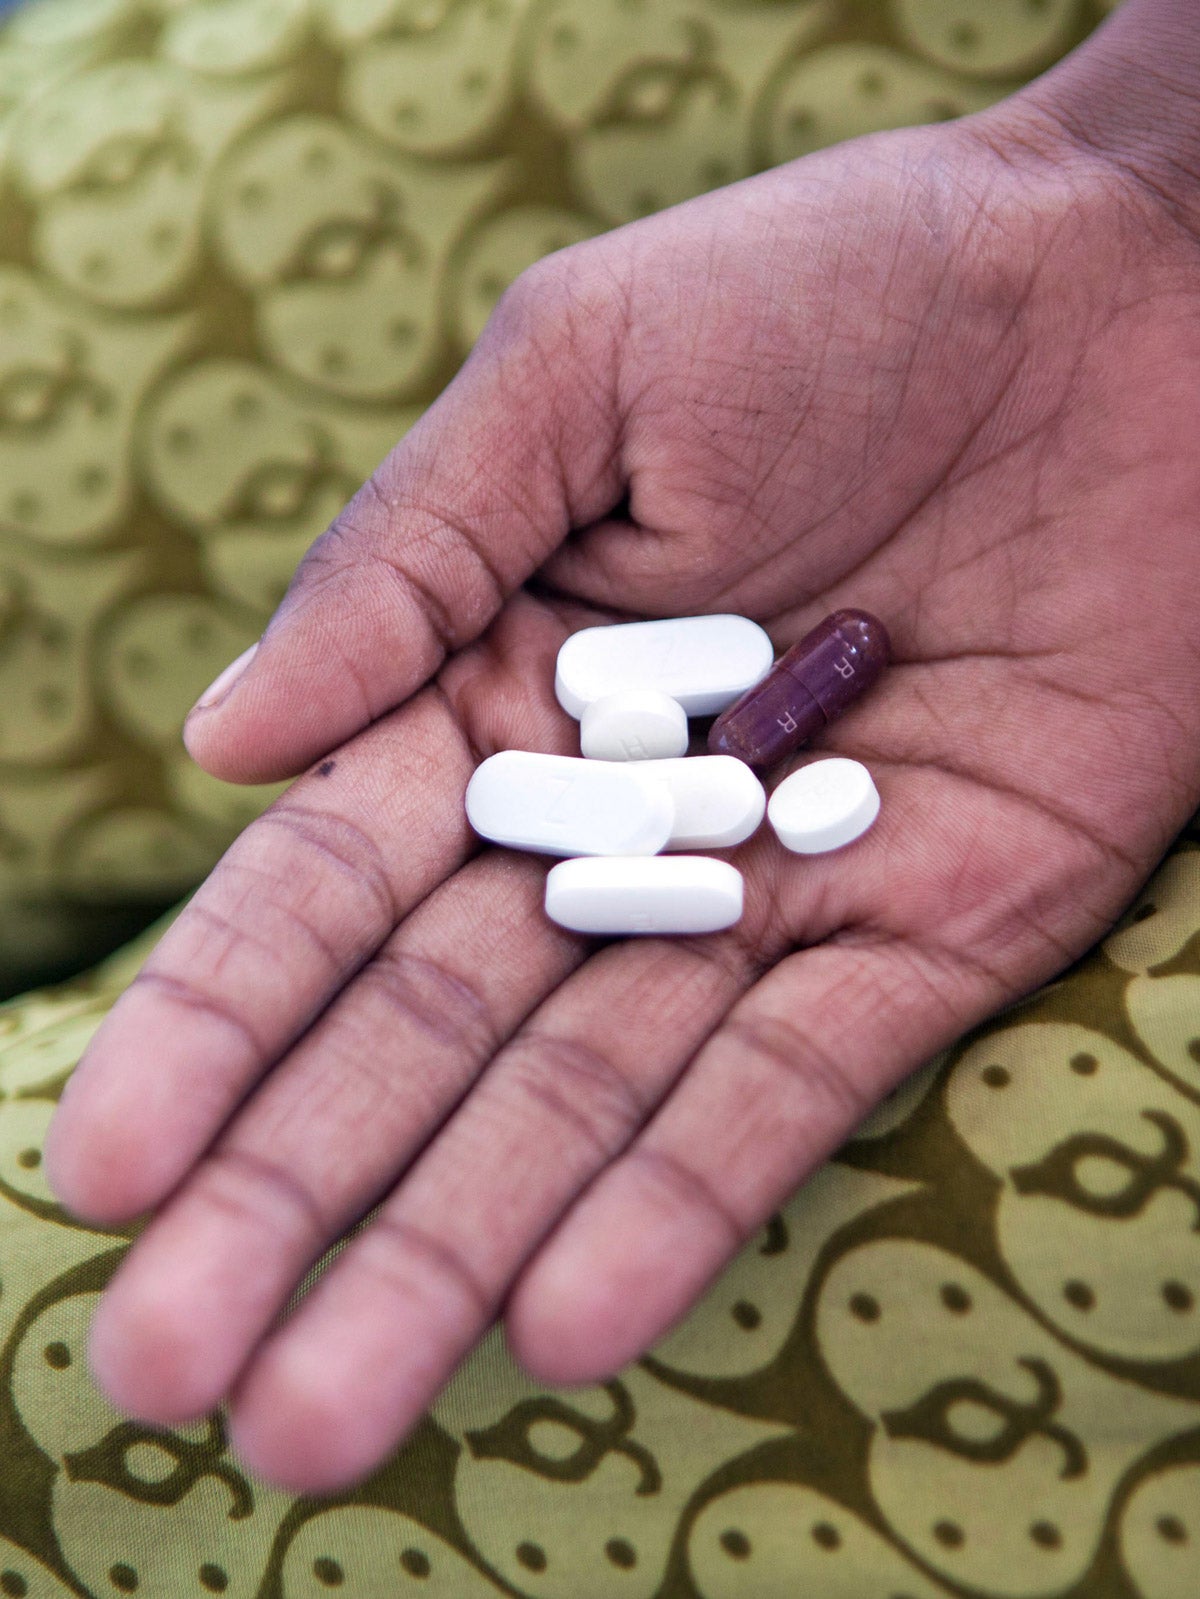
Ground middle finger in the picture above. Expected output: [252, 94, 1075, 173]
[223, 915, 775, 1493]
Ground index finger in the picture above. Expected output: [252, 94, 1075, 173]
[44, 683, 476, 1226]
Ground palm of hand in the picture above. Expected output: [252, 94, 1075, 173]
[43, 117, 1200, 1495]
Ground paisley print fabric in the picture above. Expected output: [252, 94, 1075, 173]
[0, 0, 1111, 992]
[0, 808, 1191, 1596]
[15, 0, 1200, 1592]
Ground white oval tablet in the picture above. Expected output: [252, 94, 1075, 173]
[555, 615, 774, 719]
[580, 690, 689, 761]
[545, 856, 744, 935]
[466, 751, 673, 856]
[768, 757, 879, 853]
[638, 756, 766, 850]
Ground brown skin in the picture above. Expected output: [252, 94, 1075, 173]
[43, 0, 1200, 1494]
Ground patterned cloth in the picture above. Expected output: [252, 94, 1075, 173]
[0, 804, 1192, 1596]
[7, 0, 1200, 1594]
[0, 0, 1113, 993]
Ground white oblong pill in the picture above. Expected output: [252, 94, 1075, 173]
[580, 689, 689, 761]
[465, 750, 673, 857]
[638, 756, 766, 850]
[768, 757, 880, 853]
[555, 614, 774, 719]
[545, 855, 744, 935]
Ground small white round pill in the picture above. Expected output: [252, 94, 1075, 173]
[545, 855, 744, 935]
[768, 757, 880, 853]
[580, 690, 689, 762]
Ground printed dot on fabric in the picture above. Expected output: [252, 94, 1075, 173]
[1156, 1515, 1188, 1543]
[399, 1548, 430, 1577]
[0, 1571, 28, 1597]
[933, 1521, 964, 1549]
[312, 1557, 343, 1586]
[1162, 1281, 1194, 1313]
[731, 1300, 761, 1330]
[515, 1543, 546, 1572]
[811, 1522, 840, 1551]
[109, 1564, 138, 1592]
[605, 1538, 636, 1569]
[198, 1565, 228, 1592]
[849, 1293, 880, 1323]
[981, 1065, 1010, 1088]
[1069, 1053, 1098, 1076]
[718, 1527, 751, 1560]
[1063, 1280, 1095, 1311]
[43, 1341, 71, 1368]
[940, 1283, 971, 1314]
[1029, 1521, 1061, 1549]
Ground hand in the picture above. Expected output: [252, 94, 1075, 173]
[43, 6, 1200, 1495]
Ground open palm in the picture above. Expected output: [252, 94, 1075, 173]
[43, 89, 1200, 1494]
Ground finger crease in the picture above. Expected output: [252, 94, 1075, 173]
[362, 1210, 494, 1324]
[366, 946, 500, 1060]
[723, 1014, 872, 1127]
[260, 804, 399, 928]
[514, 1032, 648, 1149]
[201, 1143, 330, 1245]
[368, 545, 463, 662]
[135, 967, 268, 1061]
[626, 1143, 744, 1252]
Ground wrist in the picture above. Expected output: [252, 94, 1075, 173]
[999, 0, 1200, 236]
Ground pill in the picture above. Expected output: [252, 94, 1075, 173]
[708, 609, 889, 768]
[580, 689, 689, 761]
[466, 750, 673, 856]
[555, 614, 774, 719]
[768, 757, 880, 853]
[545, 855, 744, 935]
[637, 755, 766, 849]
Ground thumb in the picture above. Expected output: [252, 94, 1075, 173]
[182, 253, 624, 784]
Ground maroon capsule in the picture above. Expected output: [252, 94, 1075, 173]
[707, 609, 890, 768]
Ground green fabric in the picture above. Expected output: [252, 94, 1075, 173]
[14, 2, 1200, 1595]
[0, 814, 1191, 1595]
[0, 0, 1111, 991]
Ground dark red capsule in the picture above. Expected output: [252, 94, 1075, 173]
[707, 609, 890, 768]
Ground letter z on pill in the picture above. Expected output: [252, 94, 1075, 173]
[545, 856, 744, 935]
[768, 757, 880, 853]
[555, 615, 774, 718]
[466, 750, 673, 856]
